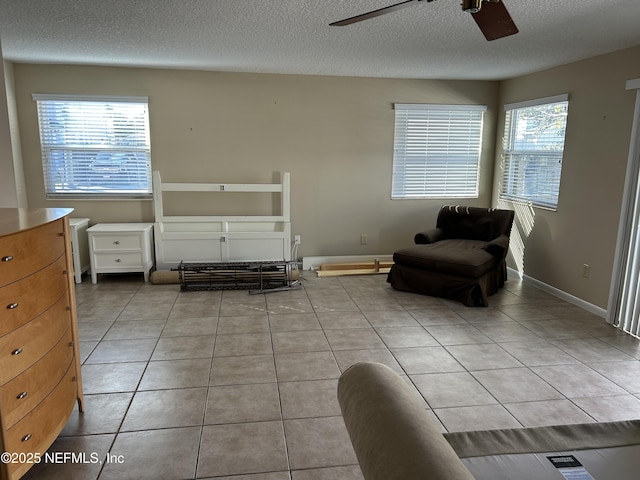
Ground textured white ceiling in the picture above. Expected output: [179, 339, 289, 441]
[1, 0, 640, 80]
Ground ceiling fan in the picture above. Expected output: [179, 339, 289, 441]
[330, 0, 519, 41]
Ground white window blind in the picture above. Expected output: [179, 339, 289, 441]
[500, 95, 569, 210]
[33, 94, 152, 198]
[391, 104, 486, 199]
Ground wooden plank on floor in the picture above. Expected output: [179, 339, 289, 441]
[316, 260, 393, 277]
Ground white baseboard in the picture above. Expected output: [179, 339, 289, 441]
[302, 254, 393, 271]
[507, 267, 524, 281]
[508, 267, 607, 318]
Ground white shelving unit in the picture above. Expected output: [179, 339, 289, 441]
[152, 171, 291, 271]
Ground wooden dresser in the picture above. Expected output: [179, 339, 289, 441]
[0, 208, 84, 480]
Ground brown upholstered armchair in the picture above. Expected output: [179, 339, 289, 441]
[387, 205, 515, 307]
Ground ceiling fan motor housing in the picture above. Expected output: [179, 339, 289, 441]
[462, 0, 486, 13]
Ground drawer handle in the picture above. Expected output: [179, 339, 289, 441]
[115, 258, 122, 262]
[1, 255, 13, 262]
[11, 347, 23, 356]
[113, 240, 120, 245]
[6, 303, 19, 310]
[21, 434, 32, 442]
[16, 391, 28, 400]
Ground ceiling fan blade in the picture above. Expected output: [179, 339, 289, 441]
[330, 0, 423, 27]
[471, 0, 518, 41]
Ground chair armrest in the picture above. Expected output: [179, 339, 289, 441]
[338, 362, 476, 480]
[483, 234, 510, 258]
[414, 228, 444, 244]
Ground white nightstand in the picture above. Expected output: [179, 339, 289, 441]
[87, 223, 154, 284]
[69, 217, 90, 283]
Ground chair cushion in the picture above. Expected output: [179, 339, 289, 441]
[393, 239, 497, 278]
[436, 206, 514, 242]
[446, 218, 494, 241]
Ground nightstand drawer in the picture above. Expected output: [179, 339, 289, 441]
[93, 252, 144, 269]
[91, 234, 143, 251]
[0, 294, 70, 384]
[0, 327, 74, 428]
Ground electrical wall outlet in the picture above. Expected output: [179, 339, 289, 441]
[582, 264, 591, 278]
[294, 235, 301, 245]
[360, 234, 368, 245]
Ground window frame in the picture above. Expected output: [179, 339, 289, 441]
[33, 94, 152, 200]
[499, 94, 569, 211]
[391, 103, 486, 200]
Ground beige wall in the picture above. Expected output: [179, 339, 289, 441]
[12, 45, 640, 309]
[0, 42, 26, 207]
[0, 57, 17, 207]
[495, 45, 640, 308]
[14, 64, 499, 257]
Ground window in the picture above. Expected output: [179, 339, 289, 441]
[391, 104, 486, 199]
[33, 94, 151, 198]
[500, 94, 569, 210]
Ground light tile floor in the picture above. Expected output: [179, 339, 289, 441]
[23, 272, 640, 479]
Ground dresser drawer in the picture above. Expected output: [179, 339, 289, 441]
[91, 233, 143, 251]
[93, 252, 144, 269]
[0, 294, 71, 384]
[0, 219, 65, 288]
[0, 256, 68, 337]
[4, 363, 77, 477]
[0, 328, 74, 428]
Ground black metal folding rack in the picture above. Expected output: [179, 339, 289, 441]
[177, 260, 300, 293]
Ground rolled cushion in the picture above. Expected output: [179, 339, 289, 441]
[483, 234, 510, 258]
[393, 239, 496, 278]
[337, 362, 475, 480]
[414, 227, 444, 244]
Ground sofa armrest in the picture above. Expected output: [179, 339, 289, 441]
[483, 234, 510, 258]
[414, 228, 444, 244]
[338, 362, 475, 480]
